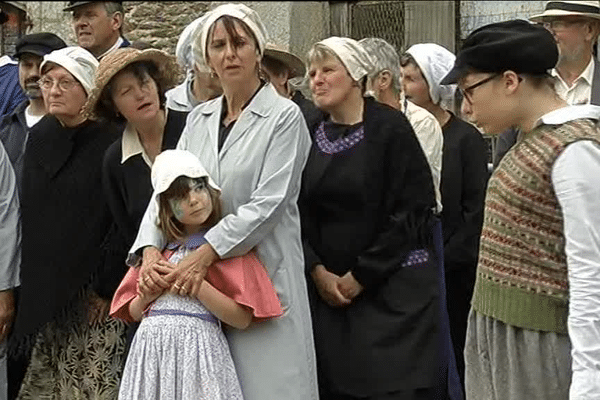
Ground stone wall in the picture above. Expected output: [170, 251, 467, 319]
[124, 1, 210, 55]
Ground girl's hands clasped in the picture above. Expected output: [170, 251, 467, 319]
[139, 246, 176, 295]
[168, 243, 219, 298]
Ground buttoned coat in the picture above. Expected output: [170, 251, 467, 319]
[130, 83, 319, 400]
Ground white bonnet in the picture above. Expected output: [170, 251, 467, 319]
[199, 3, 268, 66]
[405, 43, 457, 110]
[316, 36, 374, 82]
[151, 149, 221, 196]
[41, 46, 98, 95]
[177, 13, 211, 72]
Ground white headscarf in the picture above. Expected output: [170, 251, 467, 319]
[317, 36, 374, 82]
[41, 46, 98, 95]
[405, 43, 457, 111]
[177, 14, 211, 72]
[199, 3, 268, 66]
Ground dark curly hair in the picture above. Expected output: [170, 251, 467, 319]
[94, 60, 168, 124]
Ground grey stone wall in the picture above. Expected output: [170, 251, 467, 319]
[125, 1, 210, 54]
[25, 2, 76, 46]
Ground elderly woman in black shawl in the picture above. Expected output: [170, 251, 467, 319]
[10, 46, 124, 399]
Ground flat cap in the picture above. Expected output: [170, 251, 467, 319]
[63, 1, 122, 12]
[14, 33, 67, 59]
[441, 19, 558, 85]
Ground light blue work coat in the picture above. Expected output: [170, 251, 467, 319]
[130, 83, 319, 400]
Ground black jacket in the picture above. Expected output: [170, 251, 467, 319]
[441, 113, 488, 271]
[101, 109, 187, 276]
[299, 97, 440, 396]
[0, 100, 29, 190]
[11, 115, 120, 348]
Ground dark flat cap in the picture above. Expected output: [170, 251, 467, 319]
[14, 33, 67, 59]
[441, 19, 558, 85]
[63, 1, 122, 12]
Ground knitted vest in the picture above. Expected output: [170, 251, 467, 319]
[471, 118, 600, 334]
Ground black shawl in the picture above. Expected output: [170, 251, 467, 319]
[10, 115, 119, 353]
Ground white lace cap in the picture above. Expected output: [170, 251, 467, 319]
[199, 3, 268, 65]
[151, 149, 221, 195]
[406, 43, 457, 110]
[317, 36, 375, 82]
[41, 46, 98, 95]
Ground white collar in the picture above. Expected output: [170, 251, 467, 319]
[536, 104, 600, 127]
[0, 55, 17, 68]
[121, 122, 148, 166]
[121, 107, 170, 167]
[98, 36, 124, 60]
[551, 57, 595, 87]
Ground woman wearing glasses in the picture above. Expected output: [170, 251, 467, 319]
[10, 46, 126, 399]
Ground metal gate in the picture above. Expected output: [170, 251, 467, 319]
[350, 1, 405, 56]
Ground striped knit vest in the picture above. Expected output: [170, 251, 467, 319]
[471, 118, 600, 334]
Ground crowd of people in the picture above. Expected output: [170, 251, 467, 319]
[0, 0, 598, 399]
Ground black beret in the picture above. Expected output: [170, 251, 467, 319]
[441, 19, 558, 85]
[14, 33, 67, 59]
[63, 1, 123, 12]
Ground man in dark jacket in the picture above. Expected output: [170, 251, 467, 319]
[0, 32, 67, 191]
[64, 1, 130, 59]
[0, 10, 26, 119]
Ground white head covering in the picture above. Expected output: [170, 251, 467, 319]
[177, 13, 211, 73]
[405, 43, 456, 110]
[199, 3, 268, 65]
[152, 149, 221, 196]
[40, 46, 98, 95]
[316, 36, 374, 82]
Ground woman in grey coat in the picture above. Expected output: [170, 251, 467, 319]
[128, 3, 319, 400]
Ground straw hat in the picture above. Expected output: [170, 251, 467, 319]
[84, 47, 179, 119]
[530, 1, 600, 22]
[263, 43, 306, 78]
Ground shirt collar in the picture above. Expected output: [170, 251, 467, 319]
[535, 104, 600, 128]
[98, 37, 124, 60]
[165, 230, 208, 251]
[121, 109, 169, 166]
[121, 122, 149, 165]
[0, 55, 16, 67]
[551, 57, 595, 87]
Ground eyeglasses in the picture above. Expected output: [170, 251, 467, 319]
[37, 78, 81, 92]
[541, 18, 587, 31]
[459, 74, 500, 105]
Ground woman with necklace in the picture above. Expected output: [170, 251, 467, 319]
[299, 36, 441, 399]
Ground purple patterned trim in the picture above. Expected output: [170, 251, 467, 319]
[315, 121, 365, 154]
[402, 249, 429, 267]
[145, 308, 220, 325]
